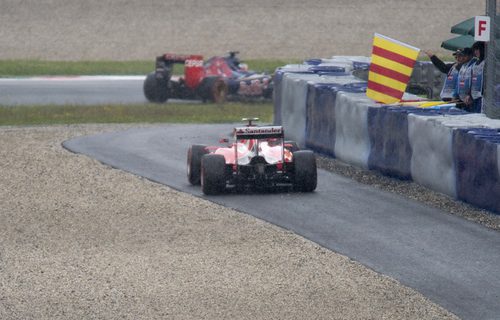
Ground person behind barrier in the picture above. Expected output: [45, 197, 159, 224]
[466, 41, 486, 113]
[423, 49, 465, 101]
[453, 47, 475, 110]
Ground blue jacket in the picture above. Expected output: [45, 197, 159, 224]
[440, 64, 460, 100]
[455, 58, 476, 101]
[471, 59, 485, 100]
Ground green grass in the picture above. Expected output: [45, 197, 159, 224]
[0, 59, 301, 77]
[0, 55, 455, 77]
[0, 58, 283, 126]
[0, 102, 273, 126]
[244, 59, 302, 73]
[0, 60, 154, 77]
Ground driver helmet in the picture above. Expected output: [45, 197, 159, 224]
[239, 63, 249, 72]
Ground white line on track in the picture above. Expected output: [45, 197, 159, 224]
[0, 75, 146, 81]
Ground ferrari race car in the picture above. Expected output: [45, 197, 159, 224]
[144, 51, 273, 103]
[187, 118, 317, 195]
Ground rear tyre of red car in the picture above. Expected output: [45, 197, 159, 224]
[198, 77, 228, 103]
[201, 154, 227, 195]
[143, 72, 169, 103]
[187, 144, 208, 185]
[293, 150, 317, 192]
[285, 140, 300, 152]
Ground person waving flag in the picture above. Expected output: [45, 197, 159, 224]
[366, 33, 420, 104]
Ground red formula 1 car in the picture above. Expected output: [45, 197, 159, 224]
[144, 51, 273, 103]
[187, 118, 317, 195]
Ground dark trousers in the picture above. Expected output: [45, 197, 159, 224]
[471, 98, 482, 113]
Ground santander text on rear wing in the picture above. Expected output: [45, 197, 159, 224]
[234, 126, 284, 140]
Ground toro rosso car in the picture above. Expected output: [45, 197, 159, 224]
[144, 51, 273, 103]
[187, 118, 317, 195]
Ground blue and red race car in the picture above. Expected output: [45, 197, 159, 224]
[144, 51, 273, 103]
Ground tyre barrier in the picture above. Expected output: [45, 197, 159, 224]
[277, 70, 360, 148]
[274, 56, 500, 214]
[496, 84, 500, 106]
[305, 83, 341, 156]
[333, 90, 374, 169]
[273, 65, 315, 127]
[279, 73, 320, 148]
[454, 128, 500, 213]
[367, 106, 415, 179]
[408, 113, 461, 197]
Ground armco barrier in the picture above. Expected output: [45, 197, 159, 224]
[275, 57, 500, 214]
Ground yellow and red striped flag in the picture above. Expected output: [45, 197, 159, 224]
[366, 33, 420, 104]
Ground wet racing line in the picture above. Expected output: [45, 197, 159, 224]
[0, 76, 195, 106]
[63, 123, 500, 320]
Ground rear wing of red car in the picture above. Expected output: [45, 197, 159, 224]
[156, 53, 205, 89]
[158, 53, 204, 64]
[234, 126, 284, 140]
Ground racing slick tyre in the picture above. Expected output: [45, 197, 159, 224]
[293, 150, 317, 192]
[187, 144, 208, 185]
[198, 77, 228, 103]
[143, 72, 169, 103]
[263, 83, 274, 99]
[201, 154, 227, 195]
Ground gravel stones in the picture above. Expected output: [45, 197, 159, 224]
[0, 124, 458, 319]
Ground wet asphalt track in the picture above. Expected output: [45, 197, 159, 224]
[0, 76, 197, 106]
[64, 123, 500, 320]
[0, 76, 149, 105]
